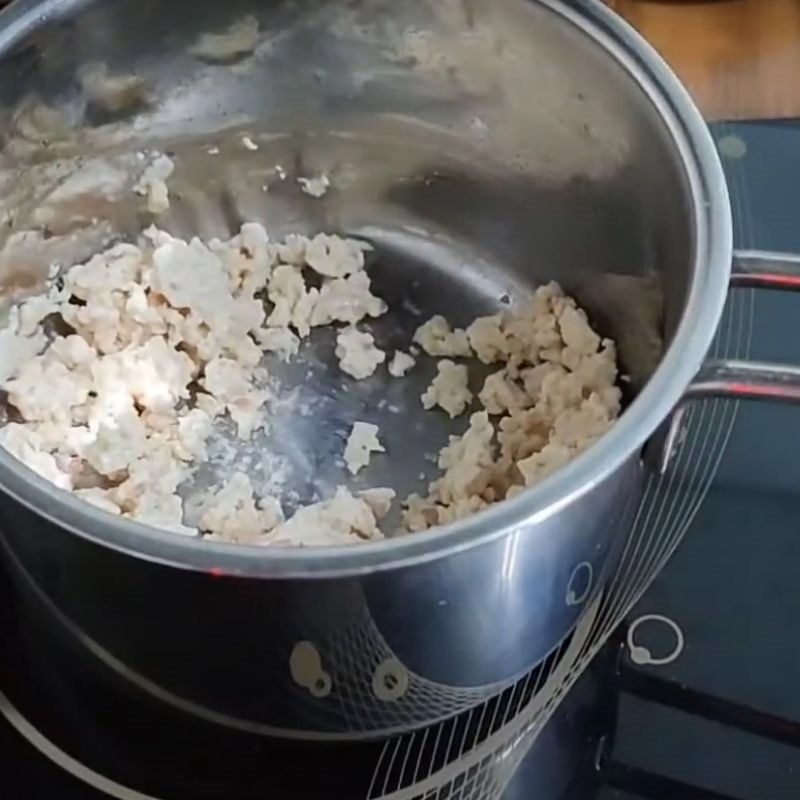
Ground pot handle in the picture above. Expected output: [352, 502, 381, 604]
[648, 250, 800, 473]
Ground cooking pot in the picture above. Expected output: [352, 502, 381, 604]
[0, 0, 798, 741]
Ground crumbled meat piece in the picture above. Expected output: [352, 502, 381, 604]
[0, 323, 48, 383]
[17, 293, 62, 337]
[151, 233, 236, 325]
[335, 328, 386, 380]
[304, 233, 370, 278]
[358, 487, 396, 521]
[0, 423, 72, 490]
[190, 16, 260, 62]
[83, 410, 149, 476]
[133, 154, 174, 214]
[432, 411, 496, 506]
[267, 487, 383, 547]
[405, 283, 621, 531]
[478, 370, 531, 415]
[79, 62, 149, 112]
[344, 422, 385, 475]
[401, 493, 440, 533]
[516, 443, 573, 487]
[276, 233, 308, 265]
[201, 357, 268, 439]
[414, 316, 472, 358]
[111, 442, 188, 516]
[388, 350, 416, 378]
[421, 360, 472, 418]
[267, 264, 318, 336]
[5, 352, 93, 426]
[402, 413, 497, 531]
[129, 492, 195, 536]
[254, 326, 300, 362]
[176, 409, 213, 462]
[86, 338, 195, 424]
[467, 314, 513, 364]
[298, 175, 331, 198]
[311, 272, 387, 327]
[0, 217, 402, 542]
[198, 472, 283, 544]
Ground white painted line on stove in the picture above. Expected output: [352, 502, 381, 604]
[0, 686, 164, 800]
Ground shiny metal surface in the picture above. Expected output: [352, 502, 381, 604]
[731, 249, 800, 290]
[689, 360, 800, 403]
[0, 0, 767, 739]
[0, 454, 641, 737]
[649, 250, 800, 473]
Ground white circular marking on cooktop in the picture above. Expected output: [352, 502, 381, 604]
[717, 134, 748, 160]
[0, 686, 163, 799]
[627, 614, 685, 667]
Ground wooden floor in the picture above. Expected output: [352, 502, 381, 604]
[608, 0, 800, 120]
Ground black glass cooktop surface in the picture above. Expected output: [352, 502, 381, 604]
[582, 120, 800, 800]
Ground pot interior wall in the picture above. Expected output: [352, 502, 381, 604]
[0, 0, 695, 393]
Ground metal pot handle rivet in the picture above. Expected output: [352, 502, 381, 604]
[372, 658, 409, 702]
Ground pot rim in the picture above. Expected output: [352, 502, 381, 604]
[0, 0, 733, 579]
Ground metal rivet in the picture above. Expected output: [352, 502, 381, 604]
[372, 658, 409, 702]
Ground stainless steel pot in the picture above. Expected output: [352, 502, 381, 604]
[0, 0, 798, 741]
